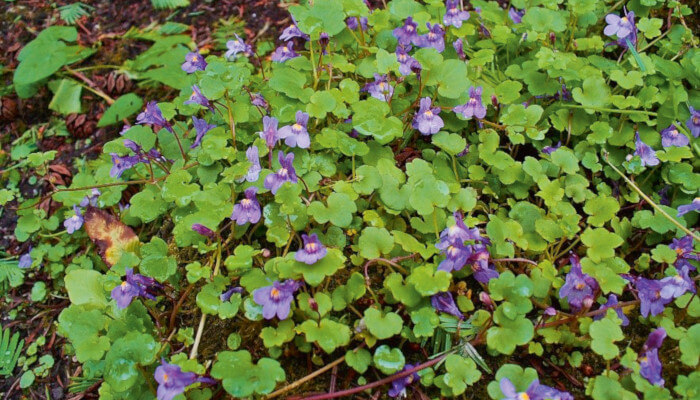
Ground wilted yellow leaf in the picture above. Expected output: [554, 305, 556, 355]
[83, 206, 139, 266]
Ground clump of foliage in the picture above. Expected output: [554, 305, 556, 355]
[7, 0, 700, 399]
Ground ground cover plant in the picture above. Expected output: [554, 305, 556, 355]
[1, 0, 699, 399]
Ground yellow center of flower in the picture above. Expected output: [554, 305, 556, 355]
[621, 17, 628, 23]
[674, 275, 683, 282]
[693, 116, 699, 124]
[282, 47, 289, 53]
[654, 290, 661, 299]
[406, 25, 414, 32]
[428, 32, 436, 39]
[518, 394, 530, 400]
[398, 54, 406, 61]
[469, 97, 478, 104]
[114, 158, 121, 165]
[448, 246, 459, 256]
[306, 242, 317, 252]
[477, 252, 489, 260]
[242, 199, 251, 206]
[406, 375, 414, 384]
[695, 196, 700, 202]
[290, 24, 296, 29]
[270, 288, 280, 299]
[163, 373, 169, 382]
[640, 356, 648, 363]
[293, 123, 303, 131]
[575, 283, 586, 290]
[121, 281, 128, 288]
[379, 82, 386, 90]
[192, 56, 198, 62]
[425, 110, 433, 117]
[676, 247, 685, 255]
[450, 7, 457, 13]
[280, 168, 288, 176]
[669, 129, 678, 136]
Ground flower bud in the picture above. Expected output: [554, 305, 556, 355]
[261, 248, 271, 258]
[479, 292, 494, 310]
[491, 94, 499, 108]
[308, 297, 319, 312]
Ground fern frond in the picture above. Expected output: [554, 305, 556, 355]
[151, 0, 190, 10]
[0, 328, 23, 376]
[58, 3, 94, 25]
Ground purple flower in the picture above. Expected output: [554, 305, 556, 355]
[454, 86, 486, 120]
[686, 106, 700, 138]
[123, 139, 141, 154]
[669, 235, 699, 269]
[660, 124, 689, 148]
[440, 211, 481, 243]
[509, 8, 525, 24]
[111, 268, 160, 309]
[220, 286, 244, 302]
[278, 111, 311, 149]
[264, 151, 298, 194]
[225, 34, 252, 59]
[634, 132, 659, 167]
[119, 124, 131, 135]
[499, 378, 573, 400]
[190, 116, 216, 149]
[252, 279, 301, 320]
[431, 292, 463, 319]
[453, 38, 465, 59]
[412, 97, 443, 135]
[136, 101, 172, 132]
[110, 153, 140, 179]
[660, 265, 696, 298]
[393, 17, 419, 46]
[363, 74, 393, 102]
[64, 205, 84, 234]
[191, 223, 216, 239]
[319, 33, 329, 54]
[594, 294, 629, 326]
[245, 146, 261, 182]
[415, 23, 445, 53]
[155, 361, 200, 400]
[559, 253, 599, 311]
[259, 116, 280, 149]
[643, 328, 666, 352]
[231, 187, 261, 225]
[677, 197, 700, 217]
[251, 93, 268, 110]
[18, 248, 32, 268]
[279, 20, 309, 41]
[604, 8, 636, 39]
[182, 51, 207, 73]
[542, 141, 562, 155]
[271, 42, 299, 63]
[295, 233, 327, 265]
[346, 17, 368, 31]
[443, 0, 470, 28]
[388, 364, 420, 398]
[640, 348, 664, 386]
[469, 245, 498, 283]
[634, 277, 674, 317]
[396, 45, 419, 76]
[436, 239, 471, 272]
[184, 85, 214, 112]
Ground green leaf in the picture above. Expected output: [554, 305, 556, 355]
[590, 311, 624, 360]
[406, 265, 451, 296]
[581, 228, 623, 262]
[364, 307, 403, 339]
[260, 319, 296, 348]
[584, 196, 620, 227]
[64, 269, 107, 308]
[346, 348, 372, 373]
[211, 351, 285, 397]
[297, 318, 351, 353]
[373, 345, 405, 374]
[572, 76, 611, 112]
[308, 192, 357, 228]
[441, 355, 481, 395]
[48, 79, 82, 115]
[98, 94, 144, 127]
[357, 227, 394, 259]
[679, 324, 700, 367]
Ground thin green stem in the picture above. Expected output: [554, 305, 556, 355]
[560, 104, 657, 116]
[603, 152, 699, 242]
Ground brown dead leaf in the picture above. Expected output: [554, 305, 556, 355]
[83, 206, 139, 266]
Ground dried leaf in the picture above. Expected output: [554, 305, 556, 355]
[83, 206, 139, 266]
